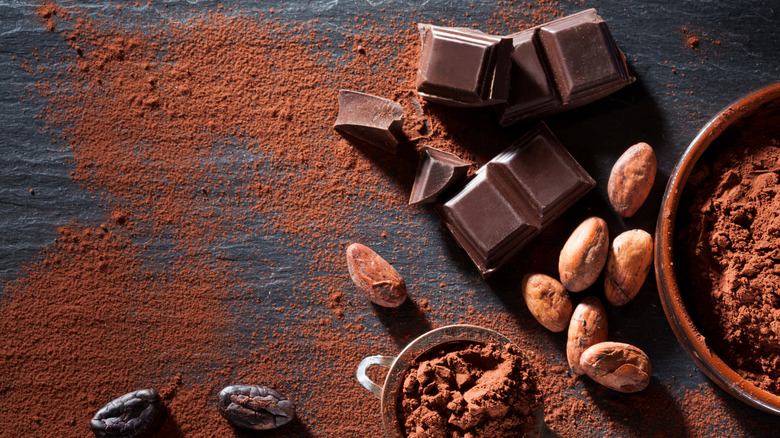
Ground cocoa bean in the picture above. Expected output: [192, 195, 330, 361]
[558, 217, 609, 292]
[346, 242, 407, 307]
[579, 341, 651, 393]
[566, 296, 608, 375]
[90, 388, 161, 438]
[604, 229, 653, 306]
[608, 142, 657, 218]
[217, 385, 296, 430]
[521, 273, 572, 332]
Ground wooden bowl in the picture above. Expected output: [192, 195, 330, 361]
[655, 81, 780, 415]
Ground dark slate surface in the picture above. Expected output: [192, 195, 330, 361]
[1, 0, 779, 436]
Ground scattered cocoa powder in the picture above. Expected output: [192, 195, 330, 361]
[0, 1, 776, 437]
[678, 98, 780, 394]
[686, 35, 700, 51]
[7, 2, 567, 437]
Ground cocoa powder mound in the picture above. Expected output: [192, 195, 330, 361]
[400, 342, 539, 438]
[678, 100, 780, 394]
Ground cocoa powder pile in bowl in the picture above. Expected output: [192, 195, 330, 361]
[399, 342, 539, 437]
[676, 98, 780, 394]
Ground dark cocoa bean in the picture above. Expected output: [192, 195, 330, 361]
[217, 384, 296, 430]
[90, 388, 161, 438]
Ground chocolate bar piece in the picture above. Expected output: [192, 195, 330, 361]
[334, 90, 405, 153]
[409, 146, 471, 205]
[438, 123, 595, 276]
[416, 24, 513, 107]
[497, 9, 634, 126]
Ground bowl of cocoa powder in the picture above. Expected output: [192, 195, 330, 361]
[656, 81, 780, 415]
[356, 324, 545, 437]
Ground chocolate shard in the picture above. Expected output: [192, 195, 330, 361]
[438, 123, 595, 277]
[334, 89, 405, 153]
[416, 24, 513, 107]
[409, 146, 471, 205]
[497, 9, 635, 126]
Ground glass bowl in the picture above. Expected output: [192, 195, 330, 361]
[655, 81, 780, 415]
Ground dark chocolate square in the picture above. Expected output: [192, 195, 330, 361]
[537, 9, 631, 104]
[438, 166, 538, 275]
[438, 122, 595, 276]
[417, 24, 512, 106]
[496, 9, 635, 126]
[491, 123, 595, 225]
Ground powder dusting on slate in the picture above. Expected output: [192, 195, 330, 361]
[0, 1, 775, 437]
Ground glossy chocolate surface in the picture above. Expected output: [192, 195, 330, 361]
[497, 9, 634, 126]
[409, 146, 471, 205]
[417, 24, 512, 107]
[503, 29, 560, 118]
[334, 89, 405, 153]
[438, 123, 595, 276]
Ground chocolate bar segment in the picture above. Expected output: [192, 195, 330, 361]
[334, 90, 405, 153]
[497, 9, 634, 126]
[537, 9, 632, 104]
[502, 29, 560, 119]
[438, 123, 595, 277]
[439, 165, 539, 274]
[489, 126, 594, 226]
[409, 146, 471, 205]
[417, 24, 513, 107]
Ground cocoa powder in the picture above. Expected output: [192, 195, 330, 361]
[678, 99, 780, 394]
[7, 3, 568, 437]
[400, 342, 539, 438]
[1, 1, 777, 437]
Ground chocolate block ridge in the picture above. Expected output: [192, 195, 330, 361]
[502, 29, 560, 118]
[438, 123, 595, 276]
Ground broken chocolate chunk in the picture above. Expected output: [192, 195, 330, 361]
[409, 146, 471, 205]
[438, 123, 595, 276]
[416, 24, 513, 107]
[537, 9, 633, 105]
[497, 9, 635, 126]
[334, 90, 405, 153]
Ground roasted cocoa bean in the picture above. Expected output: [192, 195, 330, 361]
[521, 273, 572, 332]
[604, 229, 653, 306]
[217, 384, 296, 430]
[566, 296, 608, 375]
[90, 388, 161, 438]
[608, 142, 657, 218]
[558, 217, 609, 292]
[579, 341, 651, 393]
[346, 242, 407, 307]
